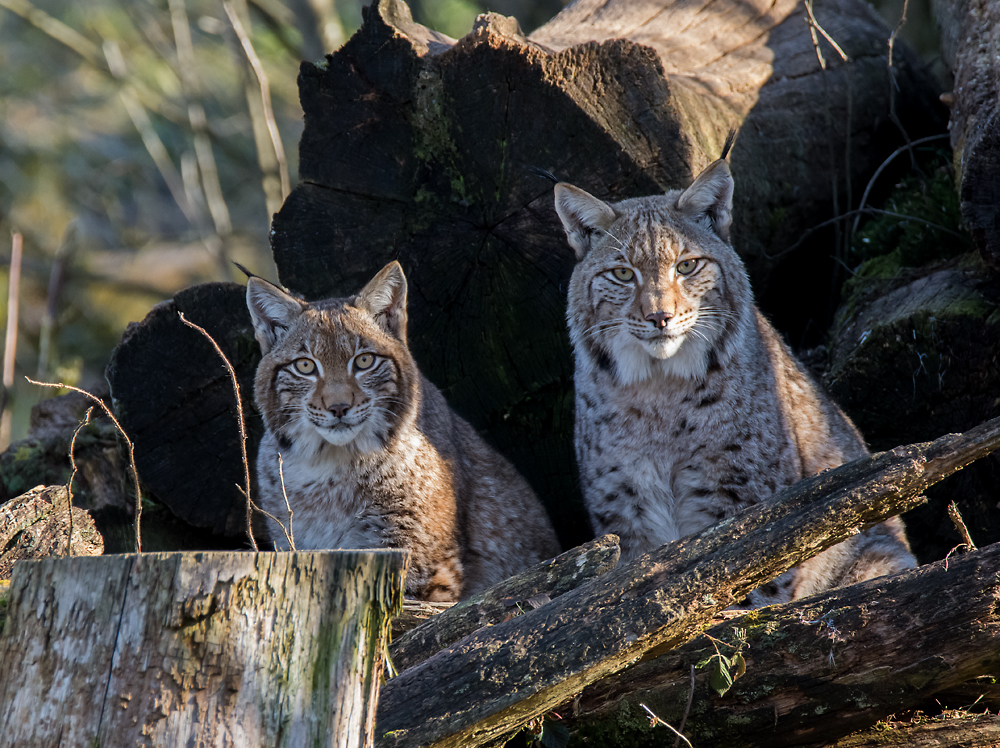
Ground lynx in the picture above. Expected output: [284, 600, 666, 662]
[554, 141, 916, 605]
[247, 261, 560, 601]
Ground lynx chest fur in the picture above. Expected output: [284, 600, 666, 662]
[555, 144, 915, 605]
[247, 262, 560, 601]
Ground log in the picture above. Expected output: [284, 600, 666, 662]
[372, 417, 1000, 748]
[562, 541, 1000, 747]
[0, 485, 103, 577]
[0, 549, 407, 747]
[269, 0, 943, 548]
[816, 713, 1000, 748]
[935, 0, 1000, 274]
[390, 534, 620, 672]
[825, 253, 1000, 561]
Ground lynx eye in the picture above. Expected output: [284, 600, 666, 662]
[353, 353, 376, 371]
[612, 267, 635, 282]
[676, 259, 699, 276]
[292, 358, 316, 375]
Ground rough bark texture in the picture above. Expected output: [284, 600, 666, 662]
[562, 542, 1000, 747]
[269, 0, 943, 547]
[825, 253, 1000, 562]
[0, 550, 407, 747]
[815, 713, 1000, 748]
[0, 485, 103, 577]
[934, 0, 1000, 273]
[105, 283, 262, 538]
[390, 534, 620, 672]
[372, 417, 1000, 748]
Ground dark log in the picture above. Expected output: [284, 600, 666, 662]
[562, 542, 1000, 747]
[935, 0, 1000, 274]
[105, 282, 262, 539]
[0, 485, 103, 577]
[825, 253, 1000, 561]
[372, 417, 1000, 748]
[390, 534, 620, 672]
[269, 0, 943, 547]
[0, 550, 407, 747]
[815, 713, 1000, 748]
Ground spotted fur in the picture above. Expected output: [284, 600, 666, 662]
[247, 261, 560, 601]
[555, 154, 916, 605]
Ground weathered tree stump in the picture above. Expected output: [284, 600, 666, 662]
[0, 549, 407, 747]
[269, 0, 943, 546]
[561, 541, 1000, 747]
[935, 0, 1000, 274]
[0, 485, 103, 577]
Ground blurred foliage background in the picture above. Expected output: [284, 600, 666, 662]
[0, 0, 944, 449]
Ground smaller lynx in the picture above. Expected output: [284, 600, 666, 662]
[247, 261, 560, 601]
[554, 137, 916, 605]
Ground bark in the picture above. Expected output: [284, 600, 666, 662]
[372, 416, 1000, 748]
[816, 713, 1000, 748]
[825, 254, 1000, 561]
[934, 0, 1000, 274]
[270, 0, 943, 549]
[390, 534, 620, 672]
[0, 549, 407, 747]
[105, 282, 262, 538]
[562, 542, 1000, 747]
[0, 485, 103, 577]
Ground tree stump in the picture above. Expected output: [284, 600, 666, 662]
[0, 549, 407, 747]
[269, 0, 943, 546]
[935, 0, 1000, 274]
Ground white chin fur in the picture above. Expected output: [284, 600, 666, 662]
[606, 331, 710, 383]
[317, 424, 363, 446]
[641, 336, 685, 359]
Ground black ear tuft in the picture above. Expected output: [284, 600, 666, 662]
[721, 127, 738, 161]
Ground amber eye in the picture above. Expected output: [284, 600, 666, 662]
[353, 353, 376, 371]
[293, 358, 316, 375]
[612, 267, 635, 282]
[677, 259, 699, 276]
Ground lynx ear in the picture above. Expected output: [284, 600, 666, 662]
[676, 159, 734, 242]
[246, 277, 306, 355]
[554, 183, 618, 260]
[355, 261, 408, 342]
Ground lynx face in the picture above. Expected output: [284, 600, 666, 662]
[556, 160, 750, 385]
[247, 264, 416, 456]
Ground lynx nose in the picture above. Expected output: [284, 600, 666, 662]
[645, 311, 671, 329]
[328, 403, 351, 419]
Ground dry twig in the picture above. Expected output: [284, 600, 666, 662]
[26, 378, 143, 553]
[178, 311, 257, 550]
[64, 407, 94, 556]
[2, 232, 22, 446]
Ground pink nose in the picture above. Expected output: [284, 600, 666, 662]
[328, 403, 350, 418]
[645, 312, 671, 328]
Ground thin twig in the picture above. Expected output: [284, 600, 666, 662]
[887, 0, 916, 170]
[947, 501, 977, 552]
[65, 407, 94, 557]
[223, 1, 290, 202]
[26, 378, 143, 553]
[2, 232, 23, 435]
[851, 134, 951, 234]
[673, 665, 696, 748]
[640, 703, 692, 748]
[178, 311, 257, 550]
[278, 453, 295, 550]
[237, 485, 294, 550]
[804, 0, 849, 64]
[768, 207, 966, 260]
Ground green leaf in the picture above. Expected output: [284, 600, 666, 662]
[539, 719, 571, 748]
[710, 658, 735, 696]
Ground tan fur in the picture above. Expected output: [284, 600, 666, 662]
[247, 262, 560, 601]
[555, 156, 915, 606]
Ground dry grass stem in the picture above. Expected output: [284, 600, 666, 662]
[887, 0, 916, 168]
[26, 378, 143, 552]
[64, 407, 94, 557]
[223, 1, 290, 201]
[672, 664, 696, 748]
[278, 453, 296, 550]
[177, 311, 257, 551]
[1, 232, 23, 449]
[640, 703, 692, 748]
[804, 0, 849, 68]
[237, 485, 294, 551]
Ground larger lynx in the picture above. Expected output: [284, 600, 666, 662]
[554, 141, 916, 605]
[247, 261, 560, 601]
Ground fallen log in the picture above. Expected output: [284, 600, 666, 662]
[562, 541, 1000, 746]
[269, 0, 943, 548]
[390, 534, 620, 672]
[815, 713, 1000, 748]
[373, 416, 1000, 748]
[0, 550, 407, 747]
[935, 0, 1000, 274]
